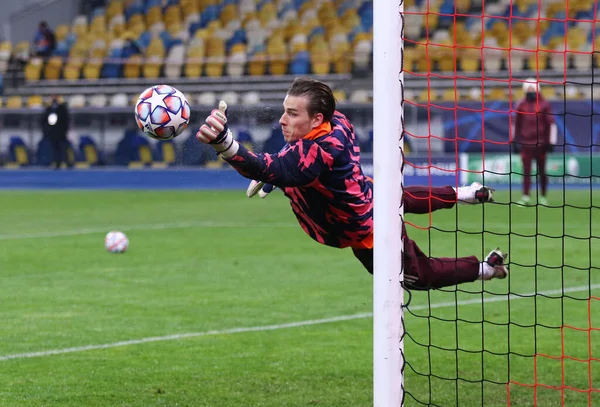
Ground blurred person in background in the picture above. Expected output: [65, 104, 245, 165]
[513, 78, 557, 206]
[42, 94, 71, 169]
[33, 21, 56, 58]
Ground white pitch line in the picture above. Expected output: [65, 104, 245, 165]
[1, 284, 598, 362]
[0, 221, 297, 241]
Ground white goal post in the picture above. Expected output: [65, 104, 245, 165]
[372, 0, 404, 405]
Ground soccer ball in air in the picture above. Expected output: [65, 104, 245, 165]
[105, 231, 129, 254]
[135, 84, 191, 140]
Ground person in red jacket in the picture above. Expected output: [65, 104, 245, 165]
[513, 79, 557, 206]
[196, 77, 508, 290]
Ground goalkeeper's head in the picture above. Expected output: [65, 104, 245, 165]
[279, 77, 337, 143]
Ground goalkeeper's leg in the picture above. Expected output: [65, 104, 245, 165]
[352, 232, 507, 290]
[404, 184, 494, 214]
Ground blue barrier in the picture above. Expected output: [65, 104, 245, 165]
[0, 168, 251, 190]
[0, 167, 456, 190]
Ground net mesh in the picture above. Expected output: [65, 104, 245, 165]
[400, 0, 600, 405]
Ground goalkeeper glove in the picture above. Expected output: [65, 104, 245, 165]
[196, 100, 239, 158]
[245, 143, 289, 198]
[246, 180, 278, 198]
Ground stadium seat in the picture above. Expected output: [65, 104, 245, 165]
[184, 40, 205, 77]
[124, 54, 143, 78]
[165, 44, 185, 78]
[6, 136, 29, 167]
[88, 94, 108, 108]
[110, 93, 129, 107]
[267, 38, 288, 75]
[82, 61, 102, 79]
[24, 58, 43, 82]
[27, 95, 43, 108]
[310, 41, 331, 74]
[153, 140, 177, 167]
[221, 91, 240, 105]
[333, 89, 347, 102]
[43, 56, 63, 80]
[204, 37, 226, 76]
[6, 96, 23, 109]
[63, 63, 82, 80]
[197, 91, 217, 106]
[227, 43, 247, 76]
[248, 51, 267, 76]
[54, 24, 70, 42]
[68, 94, 86, 108]
[242, 91, 261, 106]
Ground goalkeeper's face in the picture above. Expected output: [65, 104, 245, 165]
[280, 95, 323, 143]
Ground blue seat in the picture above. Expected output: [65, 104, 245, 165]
[54, 41, 69, 57]
[153, 140, 177, 165]
[290, 51, 310, 75]
[79, 135, 102, 166]
[115, 129, 140, 166]
[101, 47, 123, 78]
[125, 3, 144, 19]
[201, 5, 220, 27]
[8, 136, 30, 166]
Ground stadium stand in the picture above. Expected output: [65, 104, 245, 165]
[0, 0, 597, 167]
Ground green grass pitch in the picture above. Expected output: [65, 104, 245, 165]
[0, 188, 598, 407]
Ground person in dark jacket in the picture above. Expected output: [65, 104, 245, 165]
[513, 79, 557, 206]
[33, 21, 56, 57]
[42, 94, 71, 169]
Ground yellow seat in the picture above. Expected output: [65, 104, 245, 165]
[27, 95, 43, 108]
[128, 145, 153, 168]
[143, 37, 165, 78]
[83, 144, 99, 165]
[24, 59, 43, 81]
[164, 5, 181, 25]
[62, 63, 81, 80]
[143, 60, 161, 78]
[90, 15, 106, 35]
[204, 37, 225, 77]
[55, 24, 70, 42]
[6, 96, 23, 108]
[220, 4, 237, 25]
[124, 55, 143, 78]
[128, 14, 144, 30]
[82, 62, 102, 79]
[158, 142, 176, 165]
[7, 144, 30, 167]
[107, 1, 124, 20]
[43, 56, 63, 80]
[139, 145, 152, 164]
[146, 6, 162, 27]
[248, 52, 267, 76]
[333, 89, 346, 102]
[267, 39, 288, 75]
[541, 86, 556, 100]
[488, 87, 507, 101]
[310, 42, 331, 74]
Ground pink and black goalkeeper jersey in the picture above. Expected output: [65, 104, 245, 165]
[225, 111, 373, 249]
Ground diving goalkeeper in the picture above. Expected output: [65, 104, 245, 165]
[196, 77, 508, 290]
